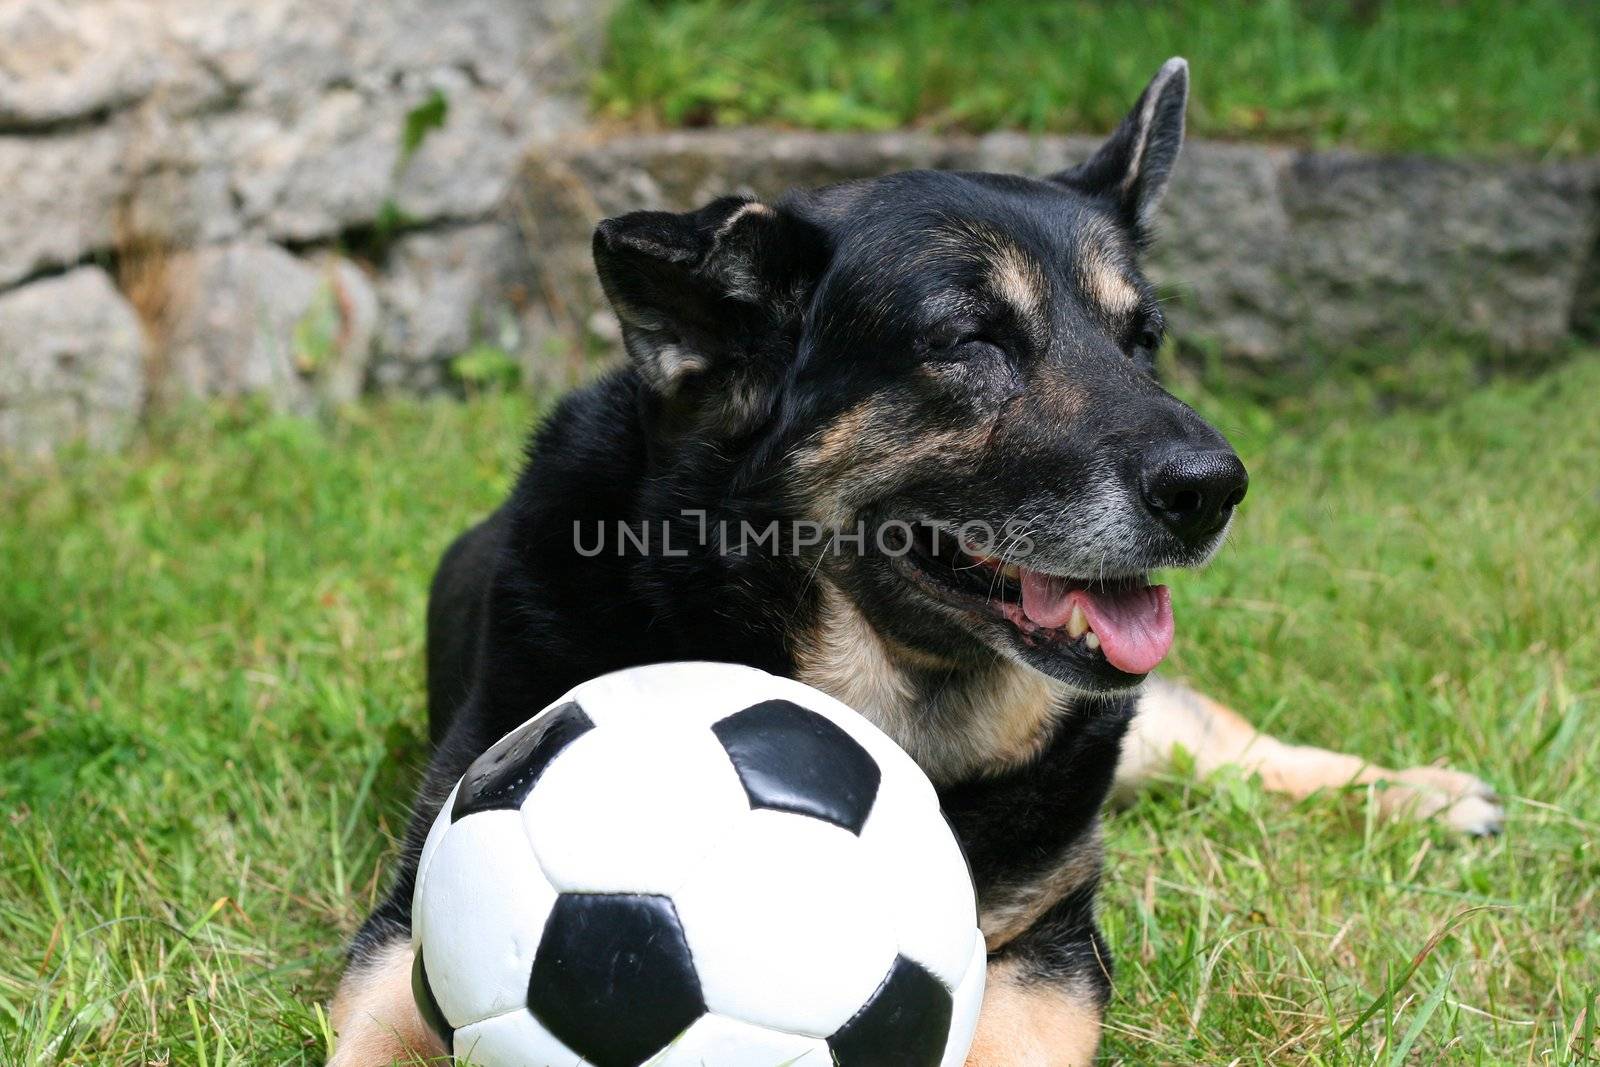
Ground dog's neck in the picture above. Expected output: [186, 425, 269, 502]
[792, 583, 1068, 784]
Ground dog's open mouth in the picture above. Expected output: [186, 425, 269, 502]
[896, 524, 1174, 678]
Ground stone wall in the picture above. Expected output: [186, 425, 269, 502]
[0, 0, 605, 456]
[522, 129, 1600, 373]
[2, 5, 1598, 458]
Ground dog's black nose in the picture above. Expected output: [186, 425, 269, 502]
[1140, 448, 1249, 541]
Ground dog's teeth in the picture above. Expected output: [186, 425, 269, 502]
[1000, 563, 1021, 580]
[1084, 630, 1101, 651]
[1066, 604, 1088, 640]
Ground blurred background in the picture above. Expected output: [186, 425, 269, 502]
[1, 2, 1597, 1064]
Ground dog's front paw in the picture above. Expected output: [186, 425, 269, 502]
[1380, 765, 1504, 836]
[328, 942, 444, 1066]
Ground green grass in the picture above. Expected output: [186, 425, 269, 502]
[594, 0, 1600, 156]
[2, 357, 1598, 1064]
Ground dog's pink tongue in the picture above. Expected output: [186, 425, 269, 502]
[1020, 571, 1078, 629]
[1020, 573, 1175, 675]
[1079, 584, 1174, 675]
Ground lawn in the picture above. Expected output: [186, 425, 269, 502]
[593, 0, 1600, 156]
[1, 354, 1598, 1065]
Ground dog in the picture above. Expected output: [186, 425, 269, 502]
[329, 58, 1503, 1066]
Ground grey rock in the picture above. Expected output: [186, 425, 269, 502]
[1282, 154, 1600, 354]
[373, 221, 534, 390]
[537, 129, 980, 214]
[162, 240, 376, 411]
[1155, 142, 1294, 363]
[0, 0, 166, 127]
[0, 0, 612, 286]
[0, 122, 129, 288]
[1572, 230, 1600, 342]
[168, 0, 603, 244]
[222, 72, 540, 244]
[0, 267, 147, 456]
[0, 0, 616, 455]
[517, 130, 1600, 366]
[168, 0, 600, 113]
[0, 107, 256, 290]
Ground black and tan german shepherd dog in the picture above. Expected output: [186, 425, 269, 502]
[330, 60, 1502, 1065]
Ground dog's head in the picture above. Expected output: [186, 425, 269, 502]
[593, 59, 1245, 695]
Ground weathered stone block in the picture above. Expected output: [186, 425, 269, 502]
[373, 221, 534, 390]
[0, 267, 147, 456]
[1282, 154, 1599, 353]
[0, 0, 609, 286]
[1153, 143, 1294, 363]
[0, 0, 615, 455]
[517, 130, 1600, 367]
[162, 240, 376, 411]
[0, 123, 129, 288]
[0, 0, 167, 127]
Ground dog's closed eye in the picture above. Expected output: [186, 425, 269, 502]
[925, 336, 1006, 363]
[1127, 321, 1164, 369]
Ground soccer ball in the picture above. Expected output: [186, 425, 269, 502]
[410, 661, 986, 1067]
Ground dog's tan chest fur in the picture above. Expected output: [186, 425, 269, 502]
[793, 585, 1063, 785]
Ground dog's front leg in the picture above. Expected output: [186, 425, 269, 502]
[330, 707, 503, 1065]
[328, 939, 443, 1066]
[1115, 676, 1504, 834]
[967, 888, 1110, 1067]
[966, 964, 1104, 1067]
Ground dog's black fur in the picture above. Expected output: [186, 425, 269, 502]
[351, 58, 1247, 1034]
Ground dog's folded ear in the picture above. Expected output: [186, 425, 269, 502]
[593, 196, 829, 431]
[1052, 56, 1188, 238]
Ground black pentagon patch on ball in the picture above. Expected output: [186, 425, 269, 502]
[528, 893, 705, 1067]
[711, 699, 882, 835]
[828, 954, 953, 1067]
[452, 701, 594, 821]
[411, 946, 455, 1052]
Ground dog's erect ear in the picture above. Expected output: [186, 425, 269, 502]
[593, 196, 828, 430]
[1052, 57, 1188, 235]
